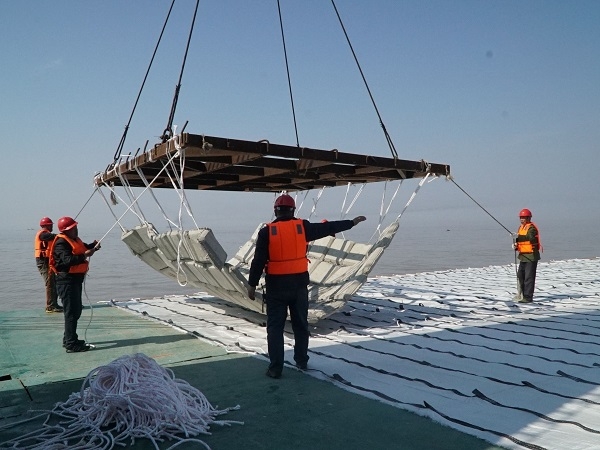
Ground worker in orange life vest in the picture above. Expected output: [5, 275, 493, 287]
[513, 208, 542, 303]
[247, 194, 366, 378]
[48, 216, 101, 353]
[34, 217, 62, 313]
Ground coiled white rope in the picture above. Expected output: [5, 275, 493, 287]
[0, 353, 243, 450]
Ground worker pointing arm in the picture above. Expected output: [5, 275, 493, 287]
[247, 194, 366, 378]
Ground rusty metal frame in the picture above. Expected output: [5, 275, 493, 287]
[95, 133, 450, 192]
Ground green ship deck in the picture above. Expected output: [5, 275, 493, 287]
[0, 304, 500, 450]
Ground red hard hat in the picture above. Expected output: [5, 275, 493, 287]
[274, 194, 295, 209]
[39, 217, 53, 227]
[57, 216, 78, 232]
[519, 208, 532, 217]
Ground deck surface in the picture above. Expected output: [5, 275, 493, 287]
[0, 305, 498, 450]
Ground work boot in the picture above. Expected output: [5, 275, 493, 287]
[518, 298, 533, 304]
[266, 368, 281, 379]
[63, 339, 85, 348]
[66, 343, 91, 353]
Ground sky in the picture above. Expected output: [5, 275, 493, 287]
[2, 0, 599, 239]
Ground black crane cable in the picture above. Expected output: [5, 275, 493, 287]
[107, 3, 518, 281]
[450, 177, 521, 295]
[265, 4, 518, 279]
[277, 0, 300, 148]
[327, 1, 515, 250]
[330, 0, 399, 160]
[113, 0, 176, 163]
[161, 0, 200, 142]
[450, 177, 513, 236]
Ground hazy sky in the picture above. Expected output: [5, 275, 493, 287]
[2, 0, 599, 235]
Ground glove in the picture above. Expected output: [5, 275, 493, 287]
[352, 216, 366, 226]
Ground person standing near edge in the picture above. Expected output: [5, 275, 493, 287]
[48, 216, 101, 353]
[513, 208, 542, 303]
[247, 194, 366, 379]
[34, 217, 63, 313]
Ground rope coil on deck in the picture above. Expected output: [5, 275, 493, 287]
[1, 353, 242, 450]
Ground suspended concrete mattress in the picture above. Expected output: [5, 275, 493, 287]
[122, 221, 399, 322]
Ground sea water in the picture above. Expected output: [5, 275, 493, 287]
[2, 212, 598, 312]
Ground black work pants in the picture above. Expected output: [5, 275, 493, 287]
[518, 260, 538, 301]
[56, 279, 83, 348]
[265, 285, 309, 375]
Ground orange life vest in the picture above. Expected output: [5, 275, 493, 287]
[34, 229, 53, 258]
[516, 222, 543, 254]
[266, 219, 308, 275]
[48, 234, 89, 274]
